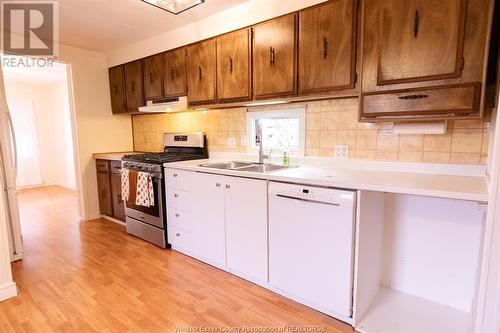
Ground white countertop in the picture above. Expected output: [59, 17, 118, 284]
[164, 153, 489, 202]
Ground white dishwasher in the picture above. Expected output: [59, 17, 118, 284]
[268, 181, 356, 321]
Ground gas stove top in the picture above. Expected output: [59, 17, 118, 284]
[122, 152, 204, 164]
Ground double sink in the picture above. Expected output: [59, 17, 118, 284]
[199, 161, 290, 173]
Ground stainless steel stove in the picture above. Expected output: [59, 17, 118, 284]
[121, 132, 207, 248]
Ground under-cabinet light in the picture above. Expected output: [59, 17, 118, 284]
[245, 101, 287, 107]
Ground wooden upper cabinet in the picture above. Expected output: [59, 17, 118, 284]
[299, 0, 357, 94]
[164, 47, 187, 97]
[124, 60, 145, 112]
[216, 28, 252, 102]
[253, 14, 298, 99]
[143, 54, 164, 100]
[186, 39, 217, 105]
[108, 65, 127, 114]
[377, 0, 467, 85]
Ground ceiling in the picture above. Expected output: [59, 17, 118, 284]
[57, 0, 248, 52]
[2, 55, 68, 85]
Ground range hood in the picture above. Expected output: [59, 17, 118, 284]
[138, 96, 188, 113]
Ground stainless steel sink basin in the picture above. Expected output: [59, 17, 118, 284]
[199, 161, 255, 170]
[199, 161, 290, 173]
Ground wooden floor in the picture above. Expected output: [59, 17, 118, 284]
[0, 186, 355, 332]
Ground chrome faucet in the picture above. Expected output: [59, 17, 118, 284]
[255, 120, 269, 164]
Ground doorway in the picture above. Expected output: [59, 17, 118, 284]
[1, 54, 82, 261]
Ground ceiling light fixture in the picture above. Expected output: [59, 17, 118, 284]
[141, 0, 205, 15]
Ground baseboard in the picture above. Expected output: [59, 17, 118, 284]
[101, 215, 126, 226]
[0, 282, 17, 302]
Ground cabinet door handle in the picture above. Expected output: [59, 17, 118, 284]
[229, 56, 233, 73]
[175, 213, 180, 217]
[198, 66, 202, 81]
[398, 94, 429, 100]
[413, 10, 420, 38]
[323, 36, 329, 59]
[117, 193, 122, 203]
[225, 184, 231, 189]
[131, 80, 136, 92]
[216, 183, 221, 187]
[269, 46, 275, 65]
[170, 68, 175, 80]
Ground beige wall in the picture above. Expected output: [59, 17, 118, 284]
[133, 98, 490, 165]
[58, 45, 134, 220]
[107, 0, 326, 66]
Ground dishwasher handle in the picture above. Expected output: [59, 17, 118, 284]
[276, 194, 340, 207]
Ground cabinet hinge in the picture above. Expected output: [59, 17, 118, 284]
[460, 57, 465, 71]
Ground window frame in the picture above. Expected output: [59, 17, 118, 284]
[246, 107, 306, 156]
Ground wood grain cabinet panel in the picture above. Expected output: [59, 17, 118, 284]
[164, 47, 187, 97]
[108, 65, 127, 114]
[377, 0, 467, 85]
[253, 14, 298, 99]
[97, 171, 113, 217]
[124, 60, 145, 112]
[186, 39, 217, 105]
[216, 28, 252, 102]
[298, 0, 357, 94]
[143, 54, 164, 100]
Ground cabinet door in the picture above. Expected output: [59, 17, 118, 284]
[110, 173, 125, 221]
[253, 14, 298, 99]
[186, 39, 217, 105]
[108, 65, 127, 114]
[97, 172, 113, 216]
[225, 177, 268, 282]
[377, 0, 467, 85]
[143, 54, 164, 100]
[190, 173, 226, 267]
[124, 60, 145, 112]
[164, 47, 187, 97]
[299, 0, 357, 93]
[216, 28, 251, 102]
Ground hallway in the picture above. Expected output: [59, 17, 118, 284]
[0, 186, 353, 332]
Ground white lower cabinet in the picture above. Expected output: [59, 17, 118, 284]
[165, 168, 268, 279]
[224, 176, 268, 283]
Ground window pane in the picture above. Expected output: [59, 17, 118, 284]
[256, 117, 300, 149]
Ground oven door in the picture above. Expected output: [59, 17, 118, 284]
[125, 174, 164, 229]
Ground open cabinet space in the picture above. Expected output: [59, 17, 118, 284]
[354, 191, 486, 333]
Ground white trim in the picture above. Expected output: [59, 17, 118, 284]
[0, 282, 17, 302]
[246, 107, 306, 157]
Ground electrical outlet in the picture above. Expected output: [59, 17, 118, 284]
[335, 145, 349, 159]
[240, 135, 247, 147]
[226, 137, 236, 148]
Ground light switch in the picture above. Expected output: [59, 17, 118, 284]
[335, 145, 349, 159]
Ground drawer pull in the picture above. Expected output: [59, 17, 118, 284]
[398, 94, 429, 100]
[174, 194, 179, 198]
[225, 184, 231, 189]
[176, 233, 180, 237]
[216, 183, 221, 187]
[173, 173, 178, 177]
[175, 213, 180, 217]
[413, 10, 420, 38]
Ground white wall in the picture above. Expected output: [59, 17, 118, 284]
[4, 81, 76, 189]
[58, 45, 134, 220]
[0, 169, 16, 301]
[107, 0, 326, 66]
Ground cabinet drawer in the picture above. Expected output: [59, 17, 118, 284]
[167, 207, 193, 232]
[166, 188, 191, 212]
[96, 159, 110, 172]
[360, 83, 481, 121]
[165, 168, 193, 191]
[110, 161, 122, 174]
[167, 225, 196, 253]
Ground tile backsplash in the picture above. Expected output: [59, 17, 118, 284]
[132, 98, 490, 165]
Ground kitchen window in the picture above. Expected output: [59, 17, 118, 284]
[246, 108, 305, 156]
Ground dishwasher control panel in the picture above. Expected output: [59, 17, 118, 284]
[269, 182, 356, 206]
